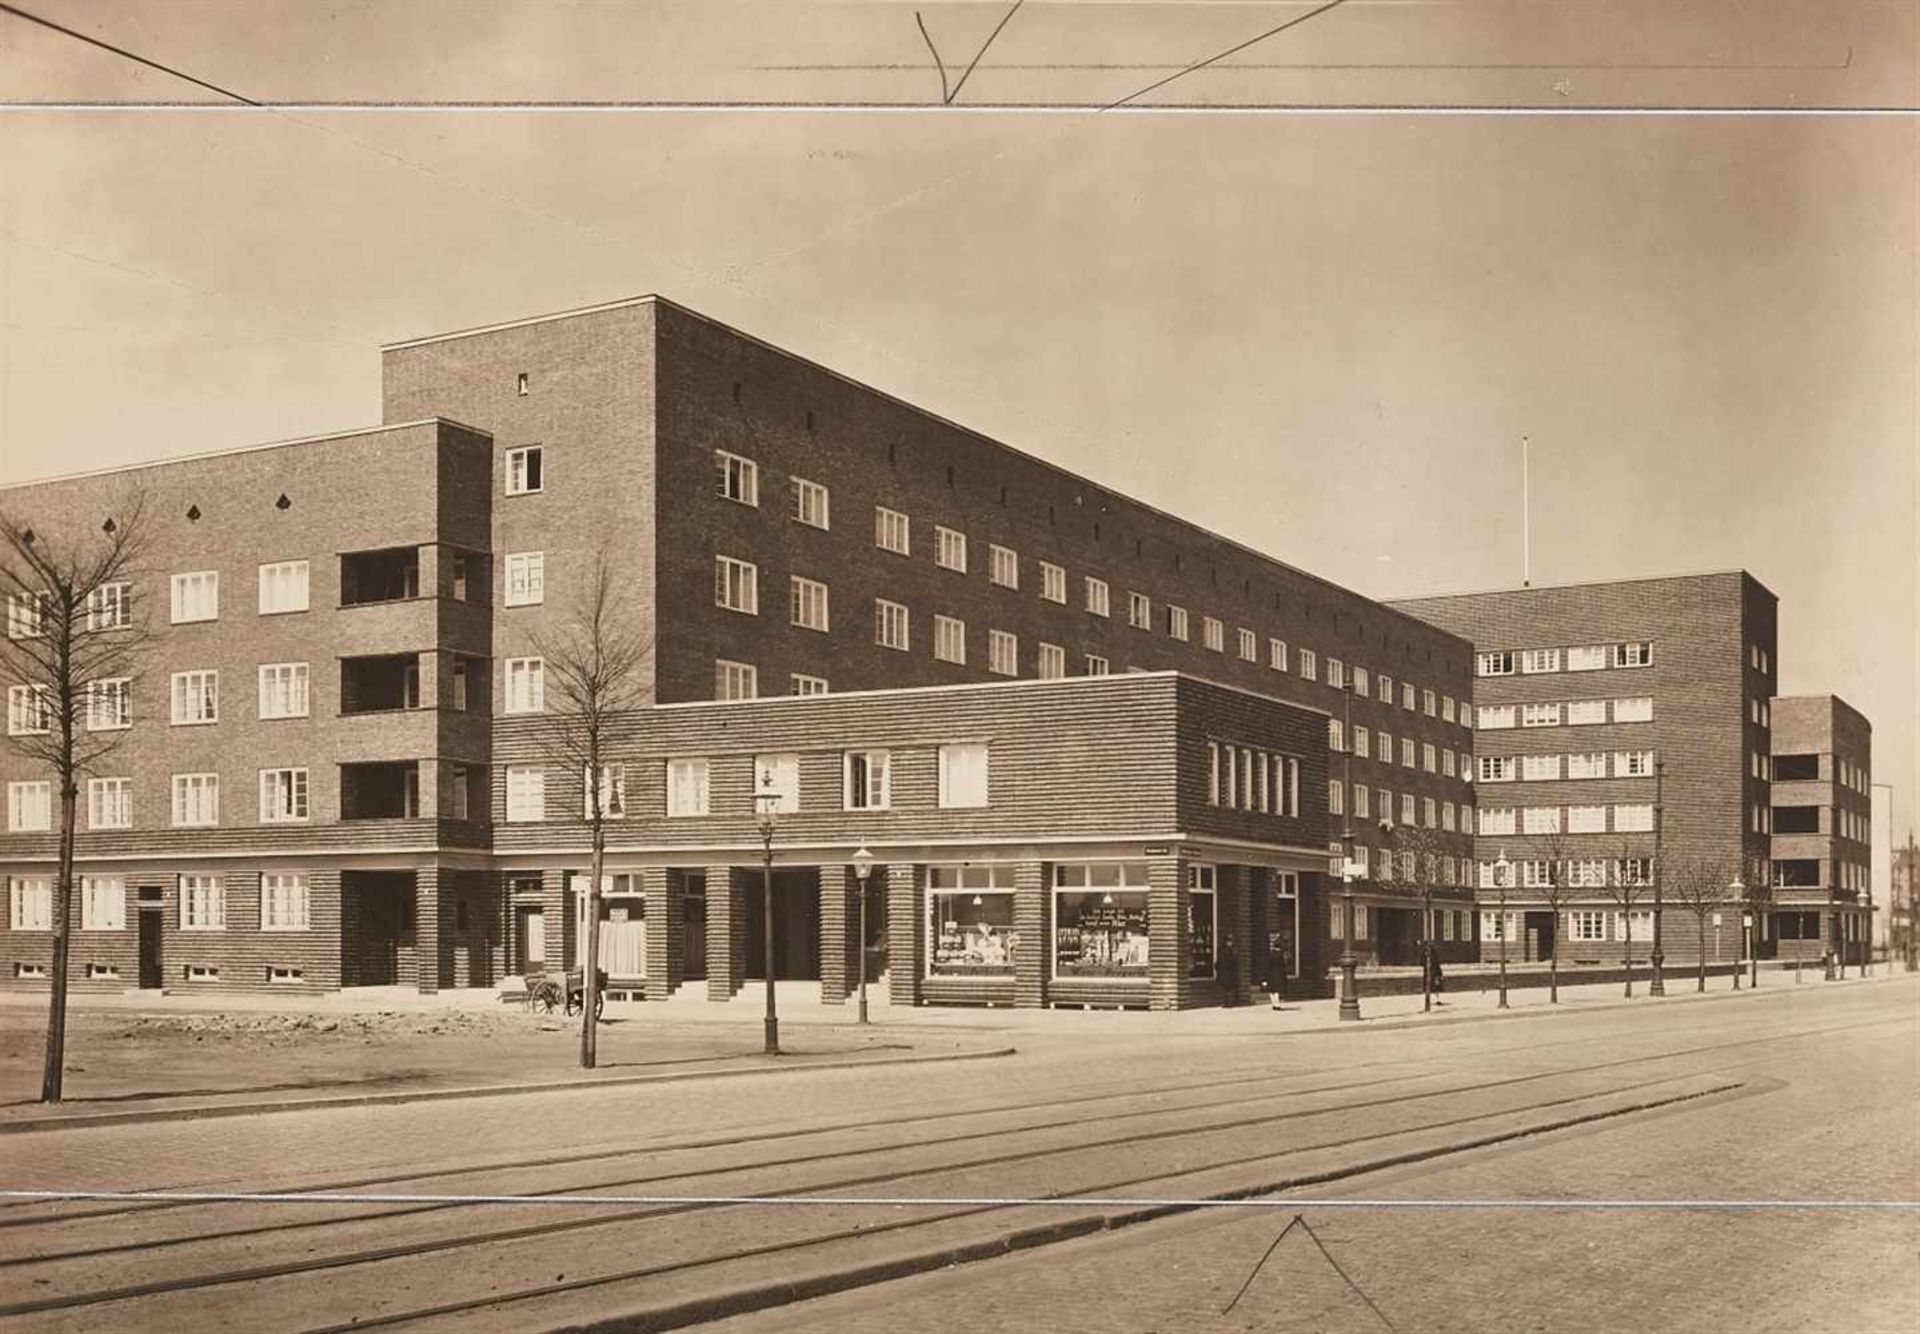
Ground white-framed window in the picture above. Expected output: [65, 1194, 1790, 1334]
[1422, 744, 1438, 774]
[1614, 804, 1655, 832]
[714, 554, 758, 614]
[790, 575, 830, 632]
[1201, 617, 1224, 653]
[259, 768, 309, 823]
[1040, 561, 1067, 604]
[666, 758, 711, 817]
[1615, 750, 1656, 777]
[9, 877, 51, 931]
[715, 659, 758, 700]
[1564, 858, 1607, 889]
[87, 776, 131, 830]
[989, 544, 1019, 590]
[7, 591, 45, 639]
[934, 614, 967, 665]
[875, 598, 910, 651]
[504, 657, 545, 713]
[170, 571, 219, 624]
[1353, 666, 1370, 696]
[1085, 577, 1111, 618]
[1479, 807, 1517, 836]
[1441, 801, 1456, 831]
[1400, 792, 1416, 827]
[1328, 779, 1344, 817]
[171, 773, 219, 827]
[1037, 643, 1066, 679]
[791, 476, 830, 529]
[257, 560, 310, 615]
[1569, 911, 1608, 943]
[1476, 650, 1516, 677]
[928, 864, 1019, 977]
[1521, 754, 1562, 782]
[1328, 719, 1343, 751]
[1442, 696, 1457, 723]
[505, 552, 546, 607]
[1268, 638, 1288, 671]
[181, 874, 225, 930]
[86, 676, 132, 731]
[938, 741, 989, 808]
[1521, 648, 1561, 674]
[171, 670, 219, 725]
[1084, 653, 1109, 676]
[844, 749, 891, 810]
[1352, 725, 1370, 756]
[935, 526, 968, 573]
[1568, 644, 1608, 671]
[1129, 591, 1152, 630]
[1168, 605, 1189, 641]
[1443, 749, 1457, 778]
[1352, 782, 1370, 819]
[81, 876, 125, 931]
[1520, 702, 1561, 728]
[505, 445, 544, 495]
[583, 763, 627, 819]
[1478, 756, 1516, 782]
[1327, 657, 1345, 688]
[1052, 862, 1151, 979]
[875, 506, 911, 555]
[1393, 678, 1407, 708]
[87, 581, 132, 632]
[1565, 752, 1605, 779]
[259, 662, 310, 719]
[752, 752, 800, 814]
[1400, 737, 1416, 768]
[715, 449, 758, 506]
[1478, 705, 1516, 730]
[1614, 641, 1653, 668]
[1422, 688, 1436, 716]
[7, 781, 51, 832]
[1237, 627, 1257, 662]
[1376, 732, 1392, 763]
[1613, 697, 1654, 723]
[505, 765, 545, 822]
[1568, 805, 1608, 834]
[1523, 806, 1561, 834]
[988, 629, 1018, 676]
[262, 872, 310, 931]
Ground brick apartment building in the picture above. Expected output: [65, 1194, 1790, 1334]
[1391, 573, 1780, 968]
[1, 295, 1477, 1006]
[1769, 695, 1874, 967]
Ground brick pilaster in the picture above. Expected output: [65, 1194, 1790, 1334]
[820, 865, 854, 1004]
[541, 867, 570, 972]
[706, 864, 745, 999]
[886, 863, 923, 1006]
[641, 867, 681, 1001]
[1220, 864, 1254, 1004]
[1149, 856, 1191, 1011]
[1013, 860, 1048, 1009]
[414, 864, 442, 994]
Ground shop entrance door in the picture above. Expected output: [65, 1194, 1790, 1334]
[744, 868, 820, 981]
[136, 908, 163, 989]
[514, 905, 546, 975]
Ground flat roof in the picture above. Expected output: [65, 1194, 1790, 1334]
[1386, 568, 1776, 605]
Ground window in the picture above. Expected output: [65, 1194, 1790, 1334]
[875, 598, 910, 651]
[257, 560, 310, 614]
[1196, 617, 1222, 653]
[1568, 752, 1607, 779]
[666, 758, 711, 817]
[1423, 744, 1438, 774]
[259, 768, 309, 823]
[170, 571, 219, 623]
[81, 876, 125, 931]
[1443, 750, 1457, 778]
[875, 506, 910, 555]
[1441, 801, 1456, 831]
[1037, 643, 1066, 679]
[715, 659, 758, 700]
[88, 777, 131, 830]
[1614, 804, 1655, 832]
[1328, 719, 1343, 751]
[86, 677, 132, 731]
[505, 765, 545, 822]
[1040, 561, 1067, 604]
[1477, 705, 1516, 730]
[988, 629, 1018, 676]
[1568, 644, 1608, 671]
[845, 750, 891, 810]
[1521, 648, 1561, 674]
[790, 575, 830, 632]
[1421, 689, 1436, 717]
[1053, 863, 1151, 979]
[1568, 805, 1607, 833]
[1570, 911, 1608, 943]
[939, 742, 989, 808]
[713, 555, 758, 614]
[262, 873, 310, 931]
[716, 450, 758, 506]
[1352, 725, 1370, 756]
[1326, 658, 1345, 688]
[1613, 697, 1654, 723]
[171, 670, 219, 725]
[928, 865, 1018, 976]
[1520, 702, 1561, 728]
[181, 875, 225, 930]
[1567, 699, 1608, 725]
[1400, 737, 1416, 768]
[87, 581, 131, 631]
[171, 773, 219, 827]
[6, 592, 44, 639]
[1085, 577, 1112, 619]
[1476, 650, 1516, 676]
[1479, 807, 1517, 836]
[1353, 783, 1370, 819]
[506, 446, 544, 495]
[1168, 605, 1189, 641]
[1328, 780, 1345, 817]
[1188, 863, 1218, 979]
[583, 763, 627, 819]
[934, 614, 967, 664]
[1376, 731, 1392, 763]
[7, 781, 50, 832]
[1442, 696, 1456, 723]
[1521, 754, 1561, 782]
[1084, 653, 1109, 676]
[791, 477, 830, 529]
[7, 684, 49, 737]
[1523, 807, 1561, 834]
[258, 662, 309, 719]
[9, 877, 51, 931]
[1614, 641, 1653, 668]
[1565, 859, 1608, 888]
[1422, 797, 1438, 828]
[1268, 638, 1288, 671]
[1129, 592, 1152, 630]
[1400, 793, 1416, 827]
[1236, 628, 1257, 662]
[990, 544, 1019, 589]
[1478, 756, 1516, 782]
[505, 552, 546, 607]
[504, 658, 545, 713]
[1353, 667, 1370, 696]
[1615, 750, 1656, 778]
[935, 526, 968, 573]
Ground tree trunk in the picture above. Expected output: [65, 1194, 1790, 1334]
[40, 769, 77, 1103]
[582, 817, 603, 1069]
[1623, 912, 1634, 997]
[1696, 913, 1708, 991]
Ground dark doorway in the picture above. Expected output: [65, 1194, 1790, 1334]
[743, 868, 820, 981]
[1375, 907, 1421, 966]
[137, 909, 163, 989]
[342, 870, 416, 985]
[513, 902, 547, 975]
[1524, 910, 1556, 962]
[680, 871, 708, 982]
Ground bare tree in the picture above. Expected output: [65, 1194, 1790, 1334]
[1525, 827, 1583, 1004]
[1379, 818, 1451, 1012]
[0, 493, 151, 1103]
[1664, 853, 1736, 992]
[530, 550, 653, 1069]
[1740, 852, 1775, 988]
[1603, 838, 1657, 997]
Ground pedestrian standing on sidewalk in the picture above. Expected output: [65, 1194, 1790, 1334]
[1426, 948, 1445, 1004]
[1218, 933, 1239, 1007]
[1268, 934, 1289, 1010]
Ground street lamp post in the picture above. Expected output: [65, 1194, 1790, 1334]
[1743, 910, 1754, 990]
[1730, 875, 1744, 989]
[851, 844, 874, 1025]
[1650, 760, 1666, 997]
[1337, 677, 1361, 1022]
[754, 770, 780, 1056]
[1494, 849, 1511, 1010]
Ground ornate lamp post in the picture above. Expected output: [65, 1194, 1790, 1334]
[851, 843, 875, 1025]
[1730, 874, 1744, 989]
[1650, 760, 1666, 997]
[1494, 848, 1512, 1010]
[754, 769, 780, 1056]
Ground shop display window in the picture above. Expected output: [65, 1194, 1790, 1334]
[1188, 863, 1216, 979]
[1053, 862, 1151, 979]
[928, 865, 1017, 975]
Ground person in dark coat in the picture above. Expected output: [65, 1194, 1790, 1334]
[1268, 935, 1289, 1009]
[1426, 948, 1445, 1000]
[1217, 933, 1239, 1007]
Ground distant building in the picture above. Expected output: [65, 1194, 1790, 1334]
[1769, 695, 1875, 966]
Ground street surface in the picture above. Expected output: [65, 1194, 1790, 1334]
[0, 975, 1912, 1332]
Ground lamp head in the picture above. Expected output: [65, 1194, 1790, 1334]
[753, 767, 779, 836]
[851, 843, 874, 883]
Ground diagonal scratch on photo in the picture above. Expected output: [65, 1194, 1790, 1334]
[0, 2, 1914, 1331]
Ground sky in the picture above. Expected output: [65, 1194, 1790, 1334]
[1, 1, 1915, 848]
